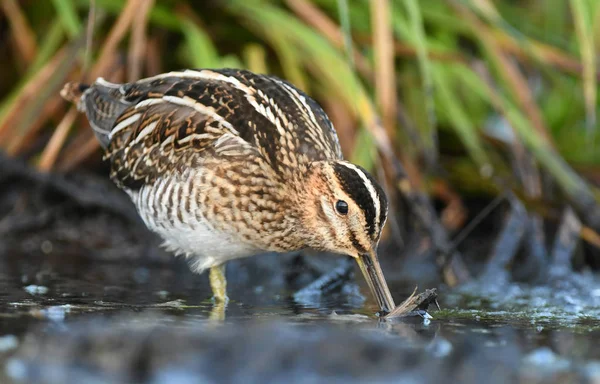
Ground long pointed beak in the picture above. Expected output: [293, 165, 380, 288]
[355, 250, 395, 315]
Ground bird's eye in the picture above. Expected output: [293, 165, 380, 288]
[335, 200, 349, 215]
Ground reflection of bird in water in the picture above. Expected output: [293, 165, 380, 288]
[61, 68, 395, 317]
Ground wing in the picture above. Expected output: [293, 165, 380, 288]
[75, 69, 343, 189]
[106, 99, 259, 190]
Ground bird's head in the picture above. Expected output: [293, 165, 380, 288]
[296, 160, 395, 315]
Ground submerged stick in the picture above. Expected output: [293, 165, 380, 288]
[383, 287, 438, 320]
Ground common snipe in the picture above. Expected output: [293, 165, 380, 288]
[61, 69, 396, 315]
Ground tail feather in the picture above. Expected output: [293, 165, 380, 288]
[61, 79, 130, 148]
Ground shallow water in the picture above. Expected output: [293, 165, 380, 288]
[2, 254, 600, 383]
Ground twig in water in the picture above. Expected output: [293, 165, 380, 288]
[384, 287, 438, 320]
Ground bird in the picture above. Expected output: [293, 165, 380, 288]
[61, 68, 396, 316]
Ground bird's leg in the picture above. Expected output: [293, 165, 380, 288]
[209, 263, 229, 304]
[208, 264, 228, 321]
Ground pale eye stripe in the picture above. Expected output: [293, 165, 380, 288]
[320, 196, 339, 250]
[110, 113, 141, 138]
[336, 162, 381, 230]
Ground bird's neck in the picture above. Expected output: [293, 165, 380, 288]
[277, 165, 330, 252]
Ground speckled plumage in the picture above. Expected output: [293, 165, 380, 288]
[62, 68, 395, 313]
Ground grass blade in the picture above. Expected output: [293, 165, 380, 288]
[402, 0, 436, 159]
[371, 0, 398, 143]
[1, 0, 37, 64]
[128, 0, 154, 80]
[181, 18, 220, 69]
[433, 64, 489, 167]
[570, 0, 597, 136]
[452, 2, 554, 147]
[38, 107, 78, 171]
[336, 0, 354, 69]
[243, 44, 268, 74]
[51, 0, 82, 38]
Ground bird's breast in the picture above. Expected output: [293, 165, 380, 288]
[125, 168, 302, 268]
[127, 173, 261, 269]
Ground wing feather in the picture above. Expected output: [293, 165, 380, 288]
[73, 69, 343, 189]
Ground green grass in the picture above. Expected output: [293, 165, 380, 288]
[0, 0, 598, 229]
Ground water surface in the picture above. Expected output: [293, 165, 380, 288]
[1, 254, 600, 383]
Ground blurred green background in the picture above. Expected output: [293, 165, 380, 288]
[0, 0, 599, 249]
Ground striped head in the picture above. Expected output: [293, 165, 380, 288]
[298, 160, 395, 314]
[300, 160, 388, 254]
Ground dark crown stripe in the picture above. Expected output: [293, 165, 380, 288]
[332, 162, 386, 238]
[378, 191, 387, 232]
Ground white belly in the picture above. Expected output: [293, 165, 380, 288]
[158, 219, 259, 273]
[127, 180, 260, 273]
